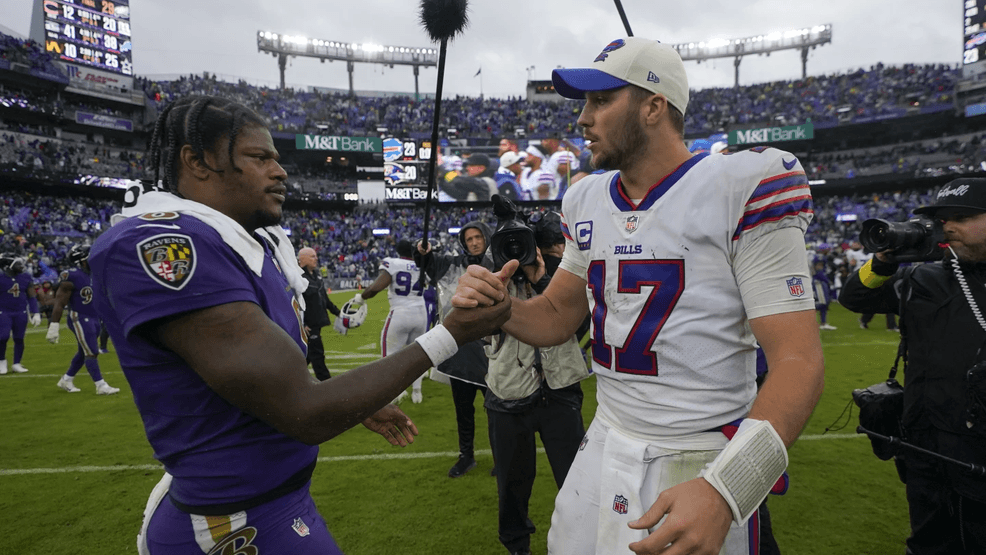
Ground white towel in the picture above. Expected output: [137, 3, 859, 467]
[596, 427, 649, 555]
[120, 191, 307, 310]
[136, 472, 173, 555]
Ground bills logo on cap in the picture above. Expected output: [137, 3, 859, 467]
[137, 234, 196, 291]
[292, 517, 311, 537]
[594, 39, 626, 62]
[613, 494, 629, 515]
[625, 215, 638, 233]
[786, 276, 805, 297]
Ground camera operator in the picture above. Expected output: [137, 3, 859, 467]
[417, 220, 494, 478]
[484, 207, 589, 555]
[840, 177, 986, 554]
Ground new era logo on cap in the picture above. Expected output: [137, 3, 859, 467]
[647, 71, 660, 84]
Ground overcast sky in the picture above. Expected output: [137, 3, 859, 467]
[3, 0, 964, 98]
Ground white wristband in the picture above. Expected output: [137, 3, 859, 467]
[414, 324, 458, 366]
[701, 419, 788, 524]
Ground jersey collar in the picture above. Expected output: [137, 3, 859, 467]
[609, 152, 709, 212]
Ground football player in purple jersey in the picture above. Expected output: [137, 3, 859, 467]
[47, 245, 120, 394]
[0, 256, 41, 375]
[88, 95, 509, 555]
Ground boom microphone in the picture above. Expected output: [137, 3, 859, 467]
[613, 0, 633, 37]
[418, 0, 469, 260]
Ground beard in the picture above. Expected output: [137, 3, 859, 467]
[591, 109, 649, 172]
[250, 206, 282, 230]
[950, 240, 986, 263]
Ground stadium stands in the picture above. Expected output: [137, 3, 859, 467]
[0, 28, 982, 286]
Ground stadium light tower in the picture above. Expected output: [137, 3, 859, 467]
[670, 25, 833, 87]
[257, 31, 439, 96]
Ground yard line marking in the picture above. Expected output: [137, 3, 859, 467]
[822, 340, 899, 347]
[0, 435, 864, 477]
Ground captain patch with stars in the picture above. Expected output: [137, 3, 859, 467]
[137, 234, 197, 290]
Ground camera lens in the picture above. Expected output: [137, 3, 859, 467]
[504, 237, 526, 259]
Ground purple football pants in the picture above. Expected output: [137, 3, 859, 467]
[145, 482, 344, 554]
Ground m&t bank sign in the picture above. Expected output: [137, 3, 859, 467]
[729, 123, 814, 145]
[296, 134, 381, 153]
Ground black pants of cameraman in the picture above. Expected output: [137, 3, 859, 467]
[904, 430, 986, 554]
[486, 383, 584, 555]
[451, 378, 488, 462]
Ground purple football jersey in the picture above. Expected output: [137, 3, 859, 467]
[59, 268, 98, 318]
[89, 213, 316, 509]
[0, 273, 32, 312]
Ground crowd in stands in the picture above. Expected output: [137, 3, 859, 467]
[688, 63, 957, 133]
[138, 64, 958, 138]
[805, 132, 986, 180]
[0, 34, 65, 77]
[0, 29, 972, 189]
[0, 132, 147, 180]
[0, 186, 944, 286]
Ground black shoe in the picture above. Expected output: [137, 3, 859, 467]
[448, 456, 477, 478]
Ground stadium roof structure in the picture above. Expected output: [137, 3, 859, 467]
[671, 25, 833, 87]
[257, 31, 438, 97]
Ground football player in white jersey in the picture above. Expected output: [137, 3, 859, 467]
[451, 37, 824, 555]
[348, 241, 430, 403]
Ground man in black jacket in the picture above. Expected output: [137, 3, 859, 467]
[418, 221, 494, 477]
[840, 177, 986, 554]
[298, 247, 340, 381]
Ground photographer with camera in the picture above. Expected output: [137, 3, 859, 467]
[417, 220, 495, 478]
[484, 197, 590, 555]
[840, 177, 986, 554]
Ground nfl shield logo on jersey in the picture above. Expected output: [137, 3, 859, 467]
[624, 215, 638, 234]
[613, 494, 629, 515]
[292, 517, 311, 537]
[786, 277, 805, 297]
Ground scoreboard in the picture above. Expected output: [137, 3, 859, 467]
[382, 137, 433, 187]
[42, 0, 133, 76]
[964, 0, 986, 65]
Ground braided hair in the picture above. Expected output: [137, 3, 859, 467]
[147, 95, 267, 194]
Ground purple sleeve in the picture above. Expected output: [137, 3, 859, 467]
[101, 229, 261, 338]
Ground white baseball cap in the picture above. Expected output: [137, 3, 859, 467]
[552, 37, 689, 116]
[525, 145, 545, 161]
[548, 150, 580, 172]
[499, 151, 524, 168]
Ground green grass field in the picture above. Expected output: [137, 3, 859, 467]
[0, 296, 911, 555]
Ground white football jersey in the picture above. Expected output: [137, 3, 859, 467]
[380, 257, 426, 310]
[558, 148, 814, 439]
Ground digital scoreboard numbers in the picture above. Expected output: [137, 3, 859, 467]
[964, 0, 986, 65]
[42, 0, 133, 76]
[382, 138, 432, 187]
